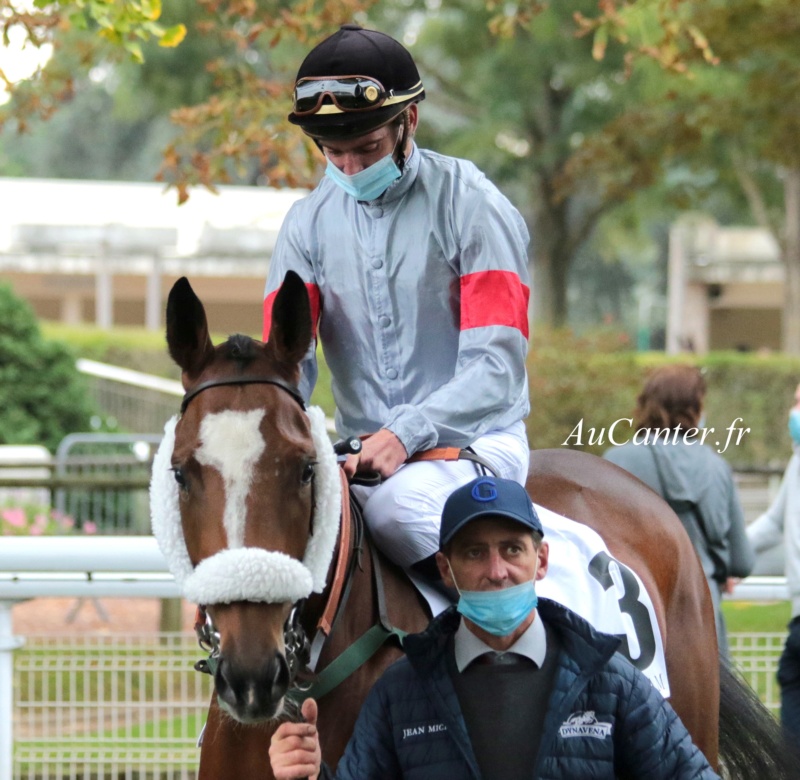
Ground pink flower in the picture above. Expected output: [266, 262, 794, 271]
[57, 514, 75, 530]
[30, 514, 48, 536]
[83, 521, 98, 535]
[1, 508, 27, 528]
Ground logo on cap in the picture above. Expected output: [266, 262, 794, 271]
[471, 477, 498, 502]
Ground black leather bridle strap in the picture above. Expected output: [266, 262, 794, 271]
[180, 375, 306, 414]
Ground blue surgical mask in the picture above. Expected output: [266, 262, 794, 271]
[324, 154, 401, 202]
[789, 409, 800, 446]
[453, 577, 539, 637]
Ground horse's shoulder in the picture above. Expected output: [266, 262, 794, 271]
[526, 448, 662, 507]
[525, 447, 693, 566]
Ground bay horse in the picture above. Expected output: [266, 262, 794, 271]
[153, 272, 792, 779]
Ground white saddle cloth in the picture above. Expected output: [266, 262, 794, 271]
[410, 503, 670, 698]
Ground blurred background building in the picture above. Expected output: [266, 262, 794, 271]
[667, 215, 783, 354]
[0, 177, 304, 334]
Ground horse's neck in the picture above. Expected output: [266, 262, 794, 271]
[303, 489, 428, 657]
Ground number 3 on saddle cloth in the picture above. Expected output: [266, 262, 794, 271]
[414, 506, 670, 698]
[537, 507, 669, 697]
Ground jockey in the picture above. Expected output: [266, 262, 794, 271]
[264, 24, 531, 585]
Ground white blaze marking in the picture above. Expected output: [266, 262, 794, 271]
[196, 409, 266, 549]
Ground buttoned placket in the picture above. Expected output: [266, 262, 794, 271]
[362, 199, 403, 407]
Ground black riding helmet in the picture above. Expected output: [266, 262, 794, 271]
[288, 24, 425, 140]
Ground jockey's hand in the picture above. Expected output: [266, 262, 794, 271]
[344, 428, 408, 480]
[724, 577, 740, 595]
[269, 698, 321, 780]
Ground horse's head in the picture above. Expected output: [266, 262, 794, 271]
[150, 272, 340, 723]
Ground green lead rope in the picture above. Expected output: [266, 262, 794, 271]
[197, 622, 405, 703]
[286, 622, 406, 705]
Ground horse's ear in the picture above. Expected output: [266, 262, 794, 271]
[166, 277, 215, 380]
[267, 271, 313, 366]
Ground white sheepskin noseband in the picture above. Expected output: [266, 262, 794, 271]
[150, 406, 341, 605]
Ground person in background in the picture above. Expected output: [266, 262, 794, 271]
[747, 382, 800, 738]
[268, 476, 719, 780]
[263, 25, 531, 587]
[603, 364, 754, 658]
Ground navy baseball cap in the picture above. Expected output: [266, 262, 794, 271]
[440, 477, 543, 547]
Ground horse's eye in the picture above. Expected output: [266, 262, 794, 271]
[171, 467, 187, 490]
[301, 461, 316, 485]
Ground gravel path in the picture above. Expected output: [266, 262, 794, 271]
[11, 597, 196, 634]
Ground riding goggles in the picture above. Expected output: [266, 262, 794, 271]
[293, 75, 422, 116]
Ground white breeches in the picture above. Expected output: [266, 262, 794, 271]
[352, 421, 530, 569]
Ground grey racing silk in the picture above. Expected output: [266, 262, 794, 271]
[264, 144, 531, 456]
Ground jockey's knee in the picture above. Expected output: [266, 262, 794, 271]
[364, 502, 440, 570]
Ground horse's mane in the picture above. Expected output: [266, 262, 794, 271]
[224, 334, 259, 367]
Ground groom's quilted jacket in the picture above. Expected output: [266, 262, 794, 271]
[321, 600, 718, 780]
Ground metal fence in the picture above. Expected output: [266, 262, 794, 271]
[0, 435, 161, 536]
[12, 633, 212, 780]
[6, 629, 786, 779]
[54, 434, 161, 535]
[728, 632, 785, 716]
[77, 360, 181, 436]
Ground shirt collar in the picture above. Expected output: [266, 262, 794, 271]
[369, 142, 420, 205]
[454, 612, 546, 672]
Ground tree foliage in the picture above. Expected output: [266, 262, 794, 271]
[409, 0, 705, 325]
[1, 0, 185, 131]
[1, 1, 718, 197]
[0, 284, 93, 452]
[3, 0, 797, 333]
[0, 0, 226, 179]
[628, 0, 800, 352]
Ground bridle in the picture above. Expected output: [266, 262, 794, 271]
[180, 375, 306, 415]
[182, 373, 313, 689]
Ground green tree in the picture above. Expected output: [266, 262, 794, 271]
[1, 2, 718, 193]
[3, 0, 774, 331]
[408, 0, 700, 325]
[0, 0, 221, 181]
[560, 0, 800, 349]
[684, 0, 800, 354]
[0, 284, 93, 452]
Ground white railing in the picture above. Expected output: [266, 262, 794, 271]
[0, 538, 790, 779]
[77, 359, 183, 434]
[75, 358, 337, 436]
[0, 537, 179, 780]
[726, 576, 789, 602]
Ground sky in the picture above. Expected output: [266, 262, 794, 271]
[0, 26, 53, 105]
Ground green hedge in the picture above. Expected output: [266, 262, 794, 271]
[46, 322, 800, 469]
[527, 328, 800, 469]
[0, 287, 93, 452]
[41, 322, 181, 380]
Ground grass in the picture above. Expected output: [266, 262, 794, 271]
[16, 704, 206, 771]
[723, 600, 791, 633]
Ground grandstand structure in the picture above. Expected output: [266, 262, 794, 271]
[0, 177, 306, 334]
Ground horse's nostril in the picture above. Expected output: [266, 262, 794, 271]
[214, 657, 238, 710]
[213, 652, 291, 722]
[270, 651, 291, 701]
